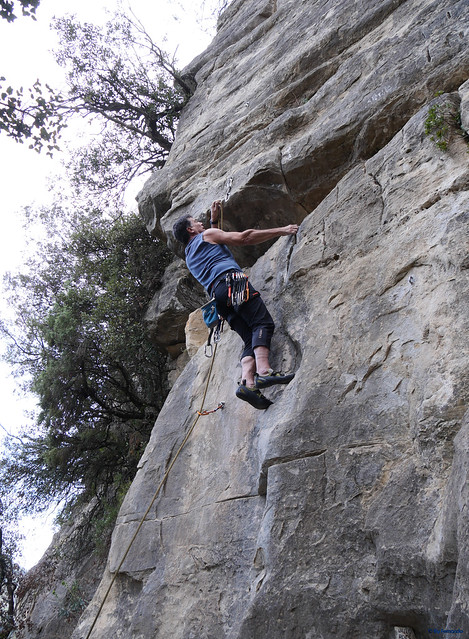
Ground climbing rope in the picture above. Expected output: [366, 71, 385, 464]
[84, 343, 222, 639]
[218, 199, 224, 230]
[84, 190, 231, 638]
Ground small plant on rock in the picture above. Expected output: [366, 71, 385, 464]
[424, 95, 469, 152]
[424, 102, 451, 151]
[56, 581, 87, 621]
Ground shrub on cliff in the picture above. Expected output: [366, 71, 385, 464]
[0, 205, 172, 512]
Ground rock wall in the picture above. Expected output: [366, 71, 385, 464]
[14, 500, 109, 639]
[138, 0, 468, 259]
[67, 1, 469, 638]
[137, 0, 469, 360]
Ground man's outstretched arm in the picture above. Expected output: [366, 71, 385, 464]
[203, 225, 298, 246]
[205, 200, 298, 245]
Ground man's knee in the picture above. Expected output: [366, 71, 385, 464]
[252, 321, 275, 351]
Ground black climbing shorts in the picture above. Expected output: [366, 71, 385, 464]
[213, 279, 275, 359]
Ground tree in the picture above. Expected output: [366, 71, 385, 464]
[1, 9, 193, 195]
[0, 0, 63, 154]
[53, 13, 193, 197]
[0, 79, 65, 155]
[0, 530, 17, 637]
[0, 0, 39, 22]
[0, 496, 23, 638]
[0, 206, 172, 512]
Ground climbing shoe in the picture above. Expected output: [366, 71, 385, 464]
[254, 370, 295, 389]
[236, 381, 273, 410]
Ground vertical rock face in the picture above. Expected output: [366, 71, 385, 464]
[138, 0, 468, 260]
[144, 258, 205, 357]
[75, 110, 469, 638]
[68, 1, 469, 638]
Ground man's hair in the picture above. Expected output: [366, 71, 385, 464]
[173, 215, 192, 245]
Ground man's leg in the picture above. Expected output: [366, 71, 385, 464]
[253, 346, 271, 377]
[238, 288, 295, 389]
[240, 346, 273, 386]
[214, 280, 292, 407]
[241, 355, 256, 388]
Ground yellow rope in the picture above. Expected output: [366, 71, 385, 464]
[85, 198, 227, 638]
[84, 344, 220, 639]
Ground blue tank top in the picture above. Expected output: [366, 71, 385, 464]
[185, 233, 241, 290]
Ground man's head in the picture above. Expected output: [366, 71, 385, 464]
[173, 215, 204, 245]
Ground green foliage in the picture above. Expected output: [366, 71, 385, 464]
[0, 2, 53, 155]
[424, 102, 451, 151]
[1, 10, 193, 195]
[0, 495, 24, 637]
[0, 0, 39, 22]
[0, 206, 172, 513]
[53, 13, 192, 197]
[0, 78, 65, 155]
[56, 580, 87, 621]
[423, 94, 469, 153]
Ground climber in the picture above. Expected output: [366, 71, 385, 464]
[173, 200, 298, 409]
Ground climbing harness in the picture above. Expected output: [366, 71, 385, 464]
[83, 343, 223, 639]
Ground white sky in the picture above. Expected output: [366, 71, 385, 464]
[0, 0, 217, 569]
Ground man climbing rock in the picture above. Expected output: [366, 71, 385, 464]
[173, 200, 298, 409]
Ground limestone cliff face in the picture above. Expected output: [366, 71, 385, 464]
[69, 1, 469, 638]
[138, 0, 467, 247]
[14, 500, 109, 639]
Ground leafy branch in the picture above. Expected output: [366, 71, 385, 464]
[0, 0, 40, 23]
[0, 79, 65, 156]
[0, 206, 172, 513]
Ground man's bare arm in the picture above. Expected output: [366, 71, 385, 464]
[203, 225, 298, 246]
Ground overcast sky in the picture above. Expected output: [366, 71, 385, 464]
[0, 0, 217, 569]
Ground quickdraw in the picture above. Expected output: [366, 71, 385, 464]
[204, 319, 224, 357]
[197, 402, 225, 416]
[225, 176, 233, 201]
[226, 271, 250, 310]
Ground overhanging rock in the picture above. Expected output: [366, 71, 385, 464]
[137, 0, 469, 267]
[144, 258, 206, 357]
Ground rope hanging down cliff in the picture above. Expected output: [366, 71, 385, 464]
[84, 179, 297, 636]
[83, 343, 223, 639]
[82, 193, 234, 639]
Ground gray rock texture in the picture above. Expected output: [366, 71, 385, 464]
[459, 79, 469, 134]
[14, 500, 108, 639]
[73, 95, 469, 638]
[137, 0, 469, 267]
[20, 0, 469, 638]
[144, 258, 205, 357]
